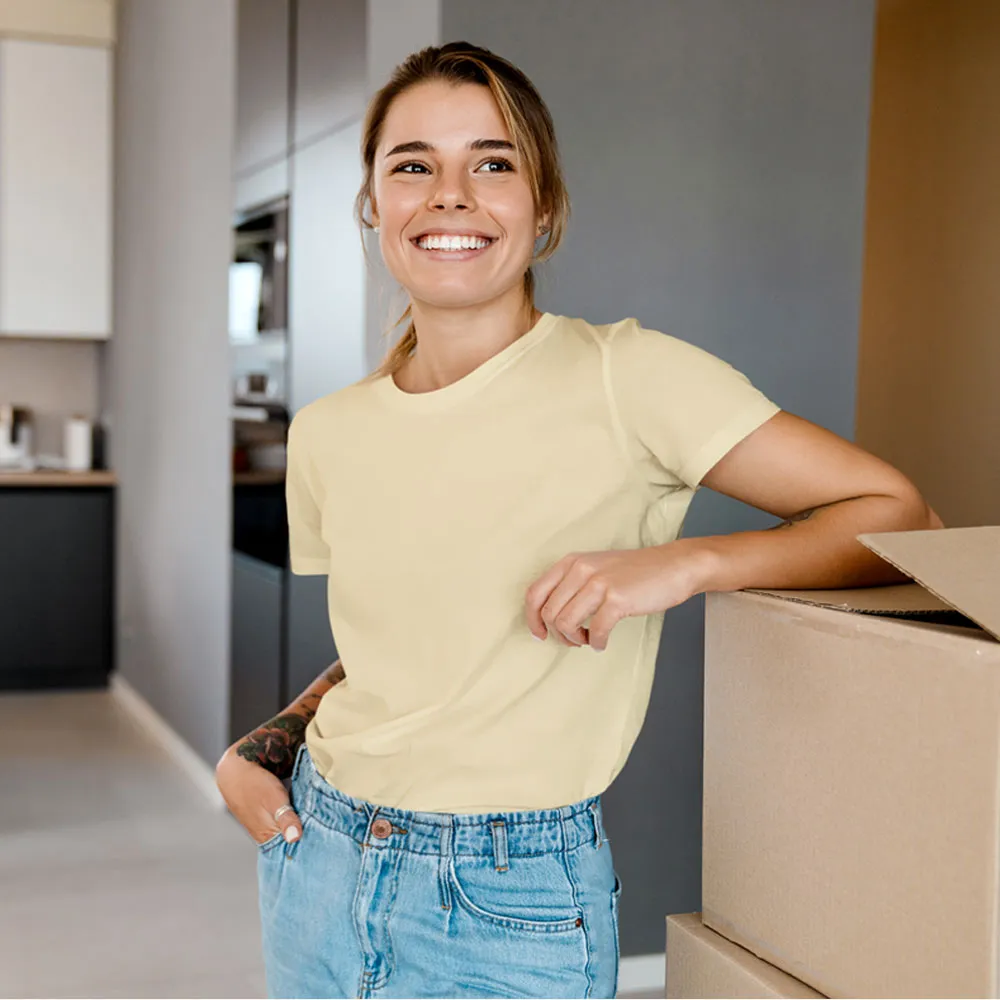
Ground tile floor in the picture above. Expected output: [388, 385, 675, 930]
[0, 688, 662, 999]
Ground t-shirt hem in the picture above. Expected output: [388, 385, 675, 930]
[290, 555, 330, 575]
[679, 399, 782, 489]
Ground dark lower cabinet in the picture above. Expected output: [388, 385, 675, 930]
[229, 550, 285, 744]
[229, 550, 337, 745]
[286, 570, 337, 701]
[0, 487, 114, 690]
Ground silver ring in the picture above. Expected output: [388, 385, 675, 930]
[273, 804, 294, 822]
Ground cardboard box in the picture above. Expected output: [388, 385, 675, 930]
[667, 912, 826, 998]
[701, 526, 1000, 998]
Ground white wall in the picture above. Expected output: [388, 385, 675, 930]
[108, 0, 236, 763]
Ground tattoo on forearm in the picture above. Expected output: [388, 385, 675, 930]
[235, 660, 347, 777]
[236, 713, 308, 777]
[769, 501, 845, 530]
[324, 661, 346, 686]
[772, 508, 817, 529]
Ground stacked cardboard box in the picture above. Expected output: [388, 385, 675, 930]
[676, 526, 1000, 998]
[667, 912, 824, 998]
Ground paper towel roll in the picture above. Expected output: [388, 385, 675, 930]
[64, 416, 92, 472]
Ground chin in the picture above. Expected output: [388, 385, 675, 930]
[406, 285, 504, 311]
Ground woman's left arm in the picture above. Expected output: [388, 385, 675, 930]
[691, 409, 944, 593]
[525, 411, 945, 650]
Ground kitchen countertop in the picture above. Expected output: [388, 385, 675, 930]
[0, 470, 117, 487]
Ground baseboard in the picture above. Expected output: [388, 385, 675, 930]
[619, 953, 666, 996]
[110, 674, 226, 811]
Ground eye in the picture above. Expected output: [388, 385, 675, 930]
[477, 157, 515, 173]
[390, 161, 430, 174]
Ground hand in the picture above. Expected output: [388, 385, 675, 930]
[524, 541, 712, 652]
[215, 746, 303, 846]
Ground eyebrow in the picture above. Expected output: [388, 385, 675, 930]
[384, 138, 515, 157]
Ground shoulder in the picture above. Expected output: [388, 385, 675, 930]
[560, 314, 724, 371]
[289, 380, 370, 436]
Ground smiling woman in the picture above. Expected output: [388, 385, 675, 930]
[353, 45, 569, 395]
[217, 40, 942, 1000]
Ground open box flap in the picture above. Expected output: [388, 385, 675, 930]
[855, 526, 1000, 642]
[746, 527, 999, 641]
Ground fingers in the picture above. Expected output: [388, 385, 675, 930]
[549, 581, 606, 646]
[260, 796, 301, 845]
[524, 553, 577, 640]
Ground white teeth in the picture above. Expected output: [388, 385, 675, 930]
[417, 234, 492, 251]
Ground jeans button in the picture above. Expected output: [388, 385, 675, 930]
[371, 817, 392, 838]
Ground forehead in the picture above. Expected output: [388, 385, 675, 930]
[379, 81, 510, 153]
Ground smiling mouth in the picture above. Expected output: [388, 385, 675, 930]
[411, 234, 497, 254]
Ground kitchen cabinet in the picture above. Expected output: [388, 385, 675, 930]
[229, 485, 337, 741]
[286, 572, 337, 704]
[289, 124, 366, 411]
[293, 0, 366, 147]
[230, 551, 285, 744]
[234, 0, 289, 191]
[0, 487, 114, 689]
[0, 39, 112, 338]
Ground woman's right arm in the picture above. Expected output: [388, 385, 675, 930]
[232, 657, 345, 779]
[215, 658, 345, 844]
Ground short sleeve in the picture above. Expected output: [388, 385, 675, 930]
[285, 409, 331, 575]
[609, 319, 782, 490]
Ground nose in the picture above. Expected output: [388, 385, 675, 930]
[429, 164, 475, 213]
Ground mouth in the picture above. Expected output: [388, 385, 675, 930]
[410, 232, 497, 259]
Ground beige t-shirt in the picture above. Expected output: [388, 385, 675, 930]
[286, 312, 781, 813]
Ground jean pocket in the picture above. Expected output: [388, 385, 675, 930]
[256, 829, 286, 854]
[448, 854, 584, 934]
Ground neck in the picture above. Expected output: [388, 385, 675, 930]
[400, 287, 542, 392]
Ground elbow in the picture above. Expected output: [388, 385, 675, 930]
[926, 504, 946, 530]
[881, 481, 945, 531]
[904, 486, 945, 530]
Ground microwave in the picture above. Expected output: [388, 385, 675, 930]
[230, 196, 288, 342]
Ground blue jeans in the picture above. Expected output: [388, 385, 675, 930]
[256, 743, 622, 998]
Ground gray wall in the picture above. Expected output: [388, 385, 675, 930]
[365, 0, 442, 373]
[108, 0, 237, 764]
[443, 0, 876, 958]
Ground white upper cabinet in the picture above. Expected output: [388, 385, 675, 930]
[0, 39, 112, 338]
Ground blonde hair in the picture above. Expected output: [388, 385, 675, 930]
[355, 41, 571, 383]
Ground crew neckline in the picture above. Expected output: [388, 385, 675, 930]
[373, 311, 560, 411]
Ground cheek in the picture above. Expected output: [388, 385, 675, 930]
[493, 191, 541, 245]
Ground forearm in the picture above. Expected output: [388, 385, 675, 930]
[233, 658, 345, 778]
[686, 492, 941, 594]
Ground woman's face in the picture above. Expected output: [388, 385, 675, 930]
[371, 80, 544, 312]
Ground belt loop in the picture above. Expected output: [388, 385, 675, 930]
[490, 819, 509, 872]
[589, 801, 606, 849]
[438, 817, 454, 911]
[291, 741, 307, 783]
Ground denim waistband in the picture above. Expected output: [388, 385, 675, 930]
[290, 743, 607, 859]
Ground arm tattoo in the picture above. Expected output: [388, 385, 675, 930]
[769, 500, 847, 530]
[235, 659, 347, 778]
[771, 507, 819, 530]
[236, 713, 308, 778]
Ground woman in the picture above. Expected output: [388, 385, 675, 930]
[216, 42, 942, 1000]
